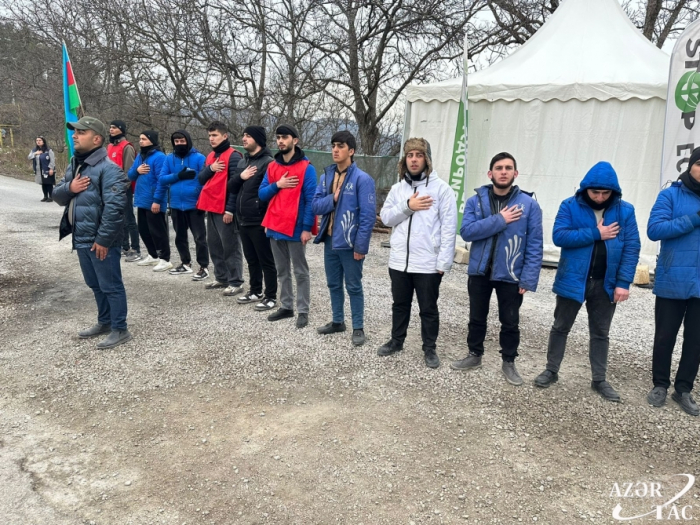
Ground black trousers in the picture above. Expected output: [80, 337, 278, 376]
[171, 208, 209, 268]
[467, 275, 523, 362]
[239, 224, 277, 299]
[389, 269, 442, 350]
[137, 208, 170, 261]
[652, 297, 700, 394]
[121, 187, 140, 252]
[41, 183, 53, 198]
[545, 279, 616, 381]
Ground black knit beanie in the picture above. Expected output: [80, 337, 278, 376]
[243, 125, 267, 148]
[110, 120, 127, 134]
[141, 130, 159, 146]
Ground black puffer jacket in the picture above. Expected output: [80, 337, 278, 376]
[228, 147, 274, 226]
[53, 148, 127, 249]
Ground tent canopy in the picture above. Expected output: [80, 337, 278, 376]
[402, 0, 672, 269]
[407, 0, 669, 104]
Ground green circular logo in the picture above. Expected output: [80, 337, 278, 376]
[675, 71, 700, 113]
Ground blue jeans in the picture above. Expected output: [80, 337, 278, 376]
[77, 247, 128, 330]
[323, 241, 364, 329]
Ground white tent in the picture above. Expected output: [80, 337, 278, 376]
[403, 0, 670, 267]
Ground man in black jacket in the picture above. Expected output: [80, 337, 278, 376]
[197, 121, 245, 296]
[228, 126, 277, 310]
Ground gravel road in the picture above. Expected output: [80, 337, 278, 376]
[1, 174, 699, 524]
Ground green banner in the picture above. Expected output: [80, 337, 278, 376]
[448, 99, 468, 224]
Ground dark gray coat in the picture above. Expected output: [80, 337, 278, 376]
[53, 148, 128, 249]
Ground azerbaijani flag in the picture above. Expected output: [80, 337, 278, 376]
[62, 41, 82, 157]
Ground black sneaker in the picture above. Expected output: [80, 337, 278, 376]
[237, 292, 263, 304]
[254, 297, 277, 311]
[450, 352, 482, 371]
[317, 322, 346, 335]
[169, 263, 193, 275]
[268, 308, 294, 322]
[377, 340, 403, 356]
[424, 348, 440, 369]
[534, 370, 559, 388]
[192, 268, 209, 281]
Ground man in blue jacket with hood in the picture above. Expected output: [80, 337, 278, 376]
[155, 130, 208, 280]
[312, 131, 376, 346]
[534, 161, 640, 402]
[647, 147, 700, 416]
[127, 130, 170, 272]
[451, 152, 543, 386]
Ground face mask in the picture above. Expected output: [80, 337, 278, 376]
[174, 144, 189, 156]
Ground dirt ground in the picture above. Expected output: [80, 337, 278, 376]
[1, 174, 699, 525]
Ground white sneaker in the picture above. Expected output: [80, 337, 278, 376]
[254, 297, 277, 311]
[137, 255, 158, 266]
[153, 260, 174, 272]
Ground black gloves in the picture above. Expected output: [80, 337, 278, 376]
[177, 168, 197, 180]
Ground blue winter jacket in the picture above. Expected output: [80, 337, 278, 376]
[258, 149, 317, 242]
[648, 181, 700, 300]
[312, 162, 376, 255]
[552, 162, 641, 303]
[461, 185, 543, 291]
[128, 148, 167, 210]
[155, 142, 206, 211]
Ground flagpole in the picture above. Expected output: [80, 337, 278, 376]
[448, 34, 469, 226]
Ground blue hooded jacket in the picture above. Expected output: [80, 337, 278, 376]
[461, 185, 543, 291]
[552, 162, 641, 303]
[154, 130, 206, 211]
[648, 181, 700, 300]
[128, 148, 167, 210]
[312, 162, 376, 254]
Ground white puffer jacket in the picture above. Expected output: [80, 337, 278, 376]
[380, 171, 457, 274]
